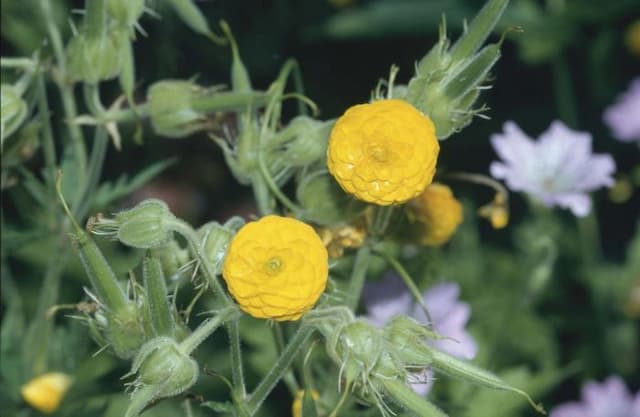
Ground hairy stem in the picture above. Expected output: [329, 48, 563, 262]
[246, 326, 314, 415]
[346, 245, 372, 311]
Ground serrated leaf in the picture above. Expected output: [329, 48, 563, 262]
[91, 158, 176, 210]
[201, 400, 235, 412]
[15, 165, 47, 206]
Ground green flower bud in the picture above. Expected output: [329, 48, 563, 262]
[383, 316, 435, 367]
[199, 217, 244, 275]
[1, 84, 28, 143]
[92, 199, 177, 249]
[1, 120, 41, 171]
[278, 116, 333, 168]
[148, 80, 268, 138]
[107, 0, 145, 28]
[66, 0, 124, 83]
[117, 199, 176, 248]
[67, 31, 123, 84]
[126, 337, 198, 417]
[147, 80, 207, 138]
[334, 320, 404, 401]
[135, 338, 197, 389]
[405, 0, 508, 139]
[296, 170, 366, 226]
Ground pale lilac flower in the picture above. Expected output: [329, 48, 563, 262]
[603, 78, 640, 144]
[363, 272, 477, 395]
[550, 376, 640, 417]
[489, 120, 616, 217]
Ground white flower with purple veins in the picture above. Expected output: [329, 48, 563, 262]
[363, 273, 477, 395]
[550, 376, 640, 417]
[489, 121, 616, 217]
[603, 78, 640, 144]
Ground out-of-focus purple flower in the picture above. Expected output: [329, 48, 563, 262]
[550, 376, 640, 417]
[363, 272, 477, 395]
[489, 121, 616, 217]
[603, 78, 640, 144]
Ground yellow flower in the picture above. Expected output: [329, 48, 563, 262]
[408, 183, 463, 246]
[327, 99, 439, 206]
[292, 390, 320, 417]
[21, 372, 73, 414]
[222, 215, 328, 321]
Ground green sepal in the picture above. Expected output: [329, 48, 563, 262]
[449, 0, 509, 64]
[106, 302, 146, 359]
[72, 229, 128, 313]
[107, 0, 145, 28]
[405, 0, 510, 139]
[220, 21, 252, 93]
[427, 347, 546, 414]
[381, 378, 448, 417]
[1, 84, 29, 143]
[143, 256, 175, 338]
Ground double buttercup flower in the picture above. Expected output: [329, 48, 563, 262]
[222, 215, 329, 321]
[327, 99, 440, 206]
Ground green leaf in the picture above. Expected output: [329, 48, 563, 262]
[201, 400, 235, 413]
[91, 158, 176, 209]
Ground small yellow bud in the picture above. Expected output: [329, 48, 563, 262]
[21, 372, 73, 414]
[478, 193, 509, 229]
[626, 20, 640, 57]
[624, 279, 640, 319]
[408, 183, 463, 246]
[291, 390, 320, 417]
[608, 177, 634, 204]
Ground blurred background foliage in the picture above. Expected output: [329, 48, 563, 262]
[1, 0, 639, 416]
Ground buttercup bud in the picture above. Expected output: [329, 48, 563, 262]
[383, 316, 435, 366]
[405, 0, 508, 139]
[148, 80, 265, 138]
[107, 0, 145, 28]
[297, 170, 366, 226]
[147, 80, 207, 138]
[407, 183, 463, 246]
[92, 199, 176, 249]
[1, 84, 28, 143]
[66, 0, 124, 84]
[126, 337, 199, 417]
[200, 217, 244, 275]
[279, 116, 333, 167]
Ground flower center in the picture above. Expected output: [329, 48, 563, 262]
[264, 257, 283, 276]
[367, 142, 392, 164]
